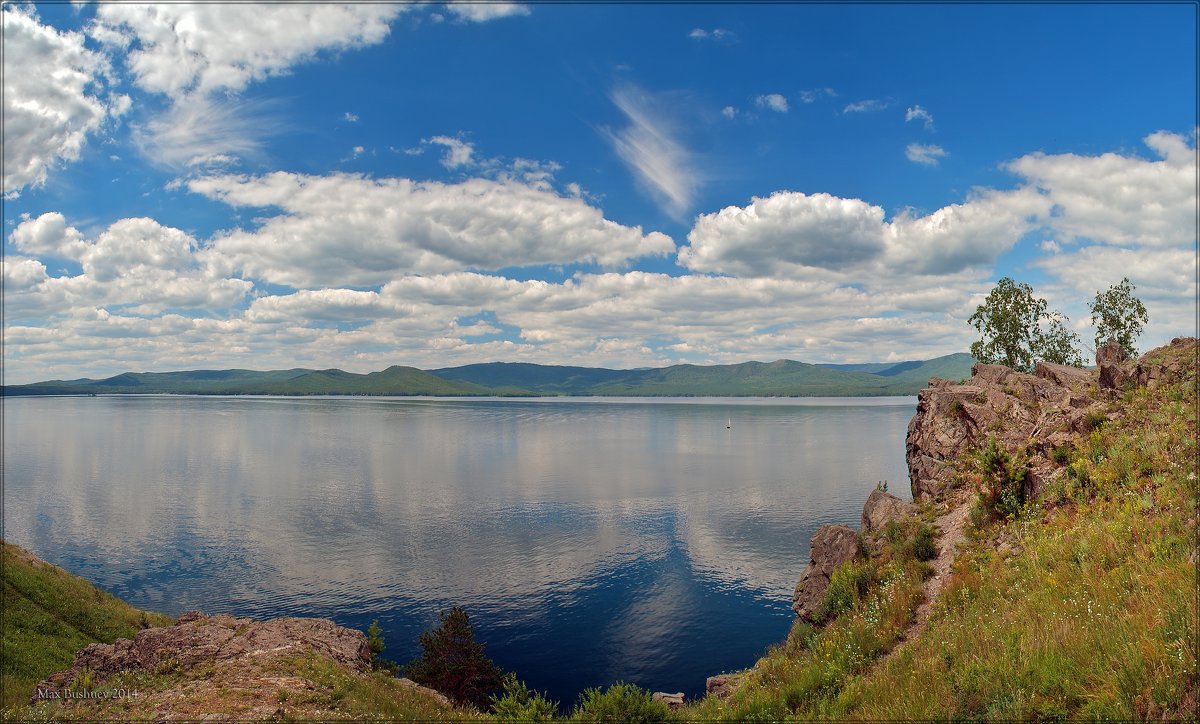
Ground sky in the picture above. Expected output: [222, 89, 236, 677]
[2, 2, 1197, 384]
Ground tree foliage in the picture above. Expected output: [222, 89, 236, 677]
[405, 606, 503, 709]
[968, 278, 1081, 372]
[1039, 315, 1083, 367]
[1089, 277, 1149, 357]
[366, 619, 386, 669]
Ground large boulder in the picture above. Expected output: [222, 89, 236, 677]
[1096, 337, 1130, 366]
[1035, 361, 1093, 392]
[860, 488, 915, 534]
[705, 673, 744, 699]
[791, 524, 861, 622]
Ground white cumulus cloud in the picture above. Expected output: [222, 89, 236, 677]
[905, 105, 934, 130]
[755, 94, 789, 113]
[188, 172, 676, 287]
[681, 192, 886, 275]
[92, 4, 406, 97]
[443, 3, 530, 23]
[2, 5, 119, 195]
[906, 143, 948, 166]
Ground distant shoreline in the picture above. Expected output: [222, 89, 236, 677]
[1, 354, 974, 399]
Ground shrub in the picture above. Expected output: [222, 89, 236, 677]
[819, 561, 877, 621]
[491, 673, 559, 721]
[1085, 410, 1108, 432]
[366, 619, 386, 668]
[573, 681, 670, 723]
[911, 524, 938, 562]
[1051, 443, 1072, 465]
[404, 606, 503, 709]
[976, 436, 1028, 518]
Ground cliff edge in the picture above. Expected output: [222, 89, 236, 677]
[698, 337, 1197, 720]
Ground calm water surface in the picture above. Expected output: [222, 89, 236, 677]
[3, 395, 913, 704]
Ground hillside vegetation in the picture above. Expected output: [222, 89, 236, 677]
[0, 541, 173, 710]
[4, 353, 975, 398]
[682, 338, 1197, 720]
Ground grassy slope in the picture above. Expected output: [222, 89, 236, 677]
[682, 341, 1198, 720]
[0, 542, 174, 710]
[3, 543, 469, 721]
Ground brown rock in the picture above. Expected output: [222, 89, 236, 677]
[652, 692, 685, 709]
[1098, 362, 1127, 391]
[1035, 361, 1092, 391]
[35, 613, 371, 702]
[705, 673, 744, 699]
[791, 524, 861, 621]
[1096, 337, 1130, 366]
[860, 488, 915, 534]
[907, 358, 1096, 502]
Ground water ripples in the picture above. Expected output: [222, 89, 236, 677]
[4, 395, 913, 704]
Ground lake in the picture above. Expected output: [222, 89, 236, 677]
[2, 394, 914, 706]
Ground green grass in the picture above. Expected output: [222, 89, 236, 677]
[1, 541, 173, 710]
[678, 340, 1198, 720]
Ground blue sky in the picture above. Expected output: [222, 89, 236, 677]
[3, 2, 1196, 383]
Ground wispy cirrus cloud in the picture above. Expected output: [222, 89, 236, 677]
[843, 98, 888, 114]
[798, 87, 837, 103]
[688, 27, 735, 42]
[603, 85, 702, 218]
[133, 96, 287, 169]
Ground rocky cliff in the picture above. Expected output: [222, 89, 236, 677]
[790, 336, 1197, 631]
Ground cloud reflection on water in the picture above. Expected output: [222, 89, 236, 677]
[5, 395, 913, 700]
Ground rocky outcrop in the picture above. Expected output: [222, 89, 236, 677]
[652, 692, 685, 709]
[705, 673, 745, 699]
[35, 612, 371, 701]
[1132, 336, 1196, 390]
[906, 361, 1103, 500]
[791, 524, 861, 622]
[860, 488, 916, 535]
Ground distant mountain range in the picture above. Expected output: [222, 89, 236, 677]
[2, 354, 975, 398]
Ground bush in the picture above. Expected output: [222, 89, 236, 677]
[819, 561, 877, 621]
[573, 681, 670, 723]
[976, 436, 1028, 518]
[491, 673, 559, 721]
[1085, 410, 1108, 432]
[1051, 443, 1072, 465]
[911, 524, 938, 562]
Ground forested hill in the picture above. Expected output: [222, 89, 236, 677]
[3, 353, 975, 397]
